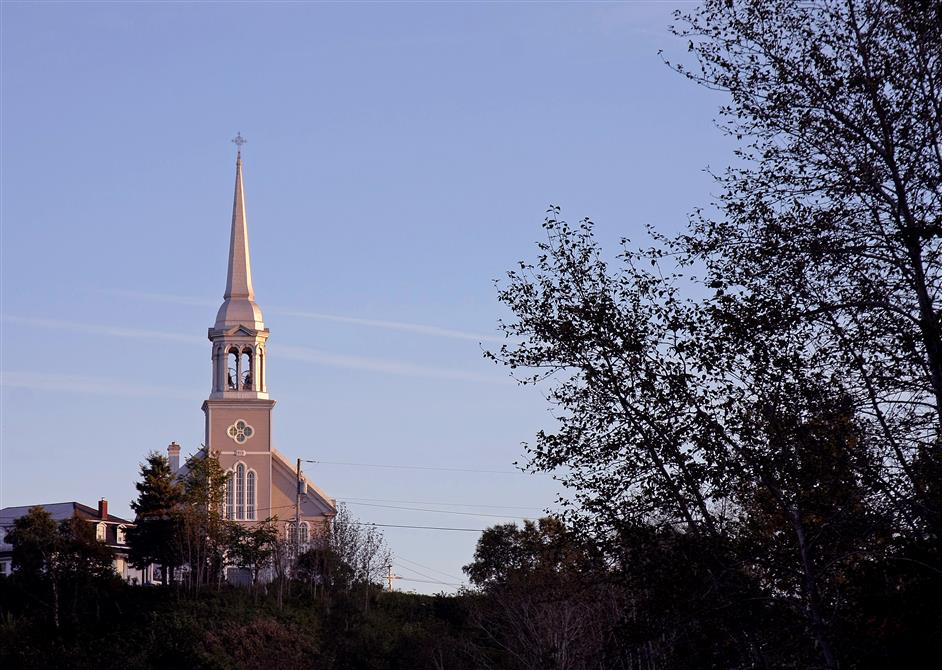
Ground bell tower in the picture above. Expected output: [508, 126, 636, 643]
[202, 135, 275, 523]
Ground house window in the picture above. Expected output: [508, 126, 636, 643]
[96, 523, 106, 542]
[117, 525, 127, 544]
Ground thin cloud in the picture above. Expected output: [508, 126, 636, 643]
[101, 289, 504, 343]
[2, 314, 508, 385]
[2, 315, 204, 345]
[0, 371, 196, 400]
[277, 345, 509, 384]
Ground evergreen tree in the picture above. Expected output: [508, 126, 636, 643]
[126, 452, 184, 585]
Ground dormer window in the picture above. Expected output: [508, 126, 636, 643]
[117, 525, 127, 544]
[96, 523, 106, 542]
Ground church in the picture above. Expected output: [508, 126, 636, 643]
[170, 139, 337, 555]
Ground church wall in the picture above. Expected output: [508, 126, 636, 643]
[204, 400, 276, 523]
[271, 463, 297, 525]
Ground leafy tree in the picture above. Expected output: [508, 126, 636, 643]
[178, 448, 231, 592]
[5, 506, 59, 582]
[302, 505, 390, 612]
[228, 517, 278, 588]
[490, 1, 942, 666]
[4, 507, 116, 629]
[463, 518, 626, 670]
[126, 451, 184, 585]
[667, 0, 942, 533]
[463, 517, 599, 589]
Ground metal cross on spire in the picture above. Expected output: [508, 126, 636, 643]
[231, 132, 247, 158]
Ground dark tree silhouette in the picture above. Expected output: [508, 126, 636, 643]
[126, 452, 184, 585]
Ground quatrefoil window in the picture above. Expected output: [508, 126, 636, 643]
[227, 419, 255, 444]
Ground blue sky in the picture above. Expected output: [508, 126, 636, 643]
[1, 1, 729, 593]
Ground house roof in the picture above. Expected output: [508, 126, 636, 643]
[0, 502, 132, 552]
[0, 502, 131, 525]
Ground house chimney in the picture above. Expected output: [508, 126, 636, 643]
[98, 498, 108, 520]
[168, 441, 181, 475]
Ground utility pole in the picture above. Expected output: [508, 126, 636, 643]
[385, 564, 400, 592]
[295, 457, 302, 552]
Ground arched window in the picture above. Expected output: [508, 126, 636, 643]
[227, 348, 239, 390]
[241, 347, 253, 390]
[286, 521, 309, 548]
[230, 462, 257, 521]
[225, 471, 234, 519]
[246, 470, 256, 520]
[235, 463, 246, 519]
[257, 347, 264, 392]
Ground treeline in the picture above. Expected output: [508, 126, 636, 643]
[4, 509, 935, 669]
[0, 571, 472, 670]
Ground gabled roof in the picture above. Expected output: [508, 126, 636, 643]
[0, 502, 131, 525]
[271, 447, 337, 517]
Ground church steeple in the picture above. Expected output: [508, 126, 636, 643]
[214, 134, 265, 331]
[207, 135, 270, 401]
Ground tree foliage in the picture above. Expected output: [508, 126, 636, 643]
[488, 1, 942, 666]
[126, 452, 184, 584]
[3, 506, 117, 630]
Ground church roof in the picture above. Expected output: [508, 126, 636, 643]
[271, 447, 338, 517]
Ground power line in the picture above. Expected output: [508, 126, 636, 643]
[395, 576, 464, 587]
[357, 522, 484, 532]
[342, 500, 535, 519]
[393, 563, 465, 589]
[395, 554, 464, 582]
[53, 501, 490, 534]
[304, 459, 537, 476]
[339, 495, 549, 511]
[394, 562, 447, 584]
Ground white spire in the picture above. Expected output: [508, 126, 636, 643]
[214, 142, 265, 330]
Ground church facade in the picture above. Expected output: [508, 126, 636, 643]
[169, 146, 336, 549]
